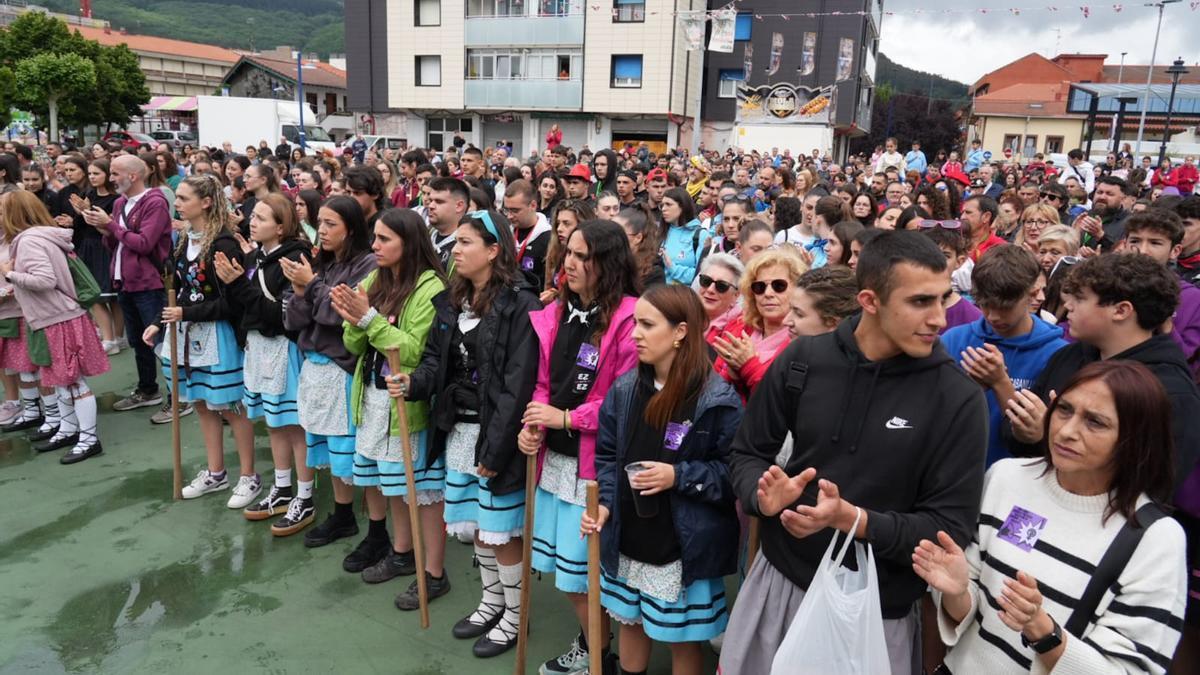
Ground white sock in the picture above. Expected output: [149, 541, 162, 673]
[488, 561, 523, 643]
[53, 386, 77, 438]
[72, 383, 98, 450]
[297, 480, 314, 499]
[17, 385, 38, 418]
[468, 544, 504, 626]
[274, 468, 292, 488]
[39, 391, 59, 430]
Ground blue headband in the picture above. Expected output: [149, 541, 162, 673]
[467, 210, 502, 242]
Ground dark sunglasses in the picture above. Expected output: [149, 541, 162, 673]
[1039, 192, 1063, 202]
[698, 274, 735, 293]
[751, 279, 789, 295]
[721, 194, 753, 205]
[918, 219, 963, 230]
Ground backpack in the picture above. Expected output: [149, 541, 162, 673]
[65, 253, 101, 309]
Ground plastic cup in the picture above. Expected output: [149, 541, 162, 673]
[624, 462, 658, 518]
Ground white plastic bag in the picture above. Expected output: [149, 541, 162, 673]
[770, 511, 891, 675]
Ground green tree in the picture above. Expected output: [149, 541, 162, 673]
[74, 44, 150, 130]
[14, 53, 96, 141]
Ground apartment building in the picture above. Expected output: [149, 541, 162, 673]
[347, 0, 703, 156]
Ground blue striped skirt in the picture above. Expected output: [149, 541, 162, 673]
[352, 430, 445, 501]
[530, 487, 588, 594]
[243, 338, 302, 428]
[601, 571, 728, 643]
[160, 320, 244, 406]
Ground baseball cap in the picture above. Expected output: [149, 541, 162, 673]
[646, 168, 668, 182]
[564, 164, 592, 182]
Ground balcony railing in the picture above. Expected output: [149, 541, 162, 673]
[464, 12, 584, 46]
[464, 77, 582, 109]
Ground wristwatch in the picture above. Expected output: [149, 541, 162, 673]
[1021, 614, 1063, 654]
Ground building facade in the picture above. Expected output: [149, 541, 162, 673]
[70, 24, 240, 97]
[347, 0, 704, 157]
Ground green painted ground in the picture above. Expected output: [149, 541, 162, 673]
[0, 350, 718, 674]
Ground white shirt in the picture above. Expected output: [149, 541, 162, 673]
[113, 189, 148, 282]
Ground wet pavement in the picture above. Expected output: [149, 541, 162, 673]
[0, 351, 707, 674]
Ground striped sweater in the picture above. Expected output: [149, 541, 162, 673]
[937, 458, 1186, 674]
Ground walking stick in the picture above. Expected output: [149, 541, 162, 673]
[167, 274, 182, 501]
[586, 481, 602, 675]
[514, 446, 538, 675]
[386, 348, 430, 629]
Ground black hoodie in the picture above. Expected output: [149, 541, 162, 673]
[729, 314, 988, 619]
[1002, 334, 1200, 495]
[225, 238, 313, 340]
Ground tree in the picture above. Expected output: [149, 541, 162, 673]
[14, 53, 96, 142]
[849, 92, 964, 159]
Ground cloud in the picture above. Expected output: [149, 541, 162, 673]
[878, 1, 1194, 84]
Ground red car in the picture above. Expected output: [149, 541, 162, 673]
[101, 130, 159, 151]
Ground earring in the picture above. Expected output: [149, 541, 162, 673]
[672, 340, 681, 349]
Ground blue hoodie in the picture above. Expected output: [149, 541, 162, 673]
[940, 315, 1068, 466]
[661, 218, 710, 286]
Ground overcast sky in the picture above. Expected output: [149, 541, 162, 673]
[877, 1, 1196, 85]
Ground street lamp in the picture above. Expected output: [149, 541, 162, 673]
[1158, 57, 1189, 165]
[1134, 0, 1180, 156]
[296, 51, 317, 151]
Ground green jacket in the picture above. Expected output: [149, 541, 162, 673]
[344, 268, 445, 436]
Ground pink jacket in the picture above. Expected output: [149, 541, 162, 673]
[530, 296, 638, 481]
[9, 226, 85, 330]
[0, 238, 20, 320]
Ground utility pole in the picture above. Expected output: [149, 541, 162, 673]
[1135, 0, 1180, 156]
[1117, 52, 1127, 84]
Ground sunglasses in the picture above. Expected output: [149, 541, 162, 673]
[918, 219, 963, 230]
[751, 279, 789, 295]
[467, 210, 502, 241]
[1039, 192, 1063, 202]
[698, 274, 736, 293]
[721, 194, 753, 205]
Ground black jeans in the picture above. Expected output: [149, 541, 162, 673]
[118, 288, 166, 396]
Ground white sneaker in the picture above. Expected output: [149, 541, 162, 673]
[102, 340, 118, 356]
[0, 400, 21, 425]
[181, 469, 229, 499]
[116, 337, 130, 351]
[226, 474, 262, 509]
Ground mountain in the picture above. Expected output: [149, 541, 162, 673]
[875, 53, 969, 105]
[36, 0, 345, 56]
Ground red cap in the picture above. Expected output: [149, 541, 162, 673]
[646, 168, 668, 182]
[565, 164, 592, 181]
[942, 166, 970, 187]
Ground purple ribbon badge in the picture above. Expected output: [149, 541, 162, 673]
[996, 505, 1048, 553]
[663, 421, 691, 451]
[577, 343, 599, 370]
[521, 256, 535, 271]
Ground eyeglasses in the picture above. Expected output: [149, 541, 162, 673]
[1022, 219, 1055, 228]
[751, 279, 789, 295]
[918, 219, 963, 230]
[698, 274, 736, 294]
[467, 210, 502, 241]
[1039, 192, 1063, 203]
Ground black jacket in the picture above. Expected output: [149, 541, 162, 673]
[597, 369, 743, 585]
[225, 239, 312, 340]
[1002, 334, 1200, 494]
[729, 315, 988, 619]
[169, 231, 247, 345]
[408, 283, 541, 495]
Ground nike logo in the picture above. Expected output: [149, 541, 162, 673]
[885, 416, 912, 430]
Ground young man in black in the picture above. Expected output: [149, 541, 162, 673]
[721, 230, 989, 674]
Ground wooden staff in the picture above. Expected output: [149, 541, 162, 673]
[747, 518, 760, 569]
[167, 273, 182, 501]
[514, 448, 538, 675]
[586, 481, 602, 675]
[386, 348, 430, 629]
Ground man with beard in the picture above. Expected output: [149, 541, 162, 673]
[1073, 176, 1131, 250]
[425, 176, 470, 271]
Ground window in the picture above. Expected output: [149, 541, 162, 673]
[467, 0, 526, 17]
[1045, 136, 1064, 154]
[416, 0, 440, 25]
[613, 0, 644, 22]
[735, 13, 752, 41]
[1022, 135, 1037, 158]
[416, 55, 441, 86]
[718, 69, 744, 98]
[1002, 134, 1019, 154]
[427, 117, 471, 152]
[611, 55, 642, 88]
[468, 48, 581, 80]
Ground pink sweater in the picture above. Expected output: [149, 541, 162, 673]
[0, 238, 20, 320]
[8, 227, 85, 330]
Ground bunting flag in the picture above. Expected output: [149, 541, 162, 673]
[618, 3, 1198, 21]
[799, 32, 816, 76]
[708, 8, 737, 53]
[680, 13, 705, 51]
[766, 32, 783, 76]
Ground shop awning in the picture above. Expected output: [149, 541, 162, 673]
[141, 96, 198, 112]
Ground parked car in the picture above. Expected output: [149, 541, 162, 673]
[150, 129, 198, 150]
[101, 130, 159, 151]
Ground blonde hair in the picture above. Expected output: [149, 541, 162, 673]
[1015, 203, 1062, 250]
[176, 174, 234, 260]
[1, 191, 54, 242]
[740, 248, 808, 333]
[1037, 225, 1080, 254]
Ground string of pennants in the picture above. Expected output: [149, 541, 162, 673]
[583, 2, 1200, 21]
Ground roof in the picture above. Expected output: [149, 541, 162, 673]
[972, 83, 1075, 117]
[971, 53, 1072, 93]
[70, 24, 240, 63]
[224, 55, 347, 90]
[1101, 64, 1200, 86]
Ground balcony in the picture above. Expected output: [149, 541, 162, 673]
[465, 78, 582, 110]
[464, 13, 584, 47]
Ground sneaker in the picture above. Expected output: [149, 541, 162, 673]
[361, 549, 416, 584]
[303, 511, 359, 548]
[539, 634, 590, 675]
[116, 337, 130, 351]
[150, 401, 194, 425]
[103, 340, 120, 356]
[112, 390, 163, 412]
[243, 484, 293, 521]
[0, 401, 20, 426]
[271, 497, 315, 537]
[394, 571, 452, 611]
[181, 469, 229, 499]
[226, 474, 262, 509]
[342, 536, 391, 573]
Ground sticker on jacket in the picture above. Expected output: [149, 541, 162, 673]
[996, 505, 1047, 552]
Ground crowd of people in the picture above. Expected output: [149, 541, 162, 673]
[2, 130, 1198, 674]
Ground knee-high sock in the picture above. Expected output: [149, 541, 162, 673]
[72, 380, 97, 448]
[467, 544, 504, 626]
[488, 561, 524, 642]
[17, 371, 40, 419]
[54, 385, 77, 437]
